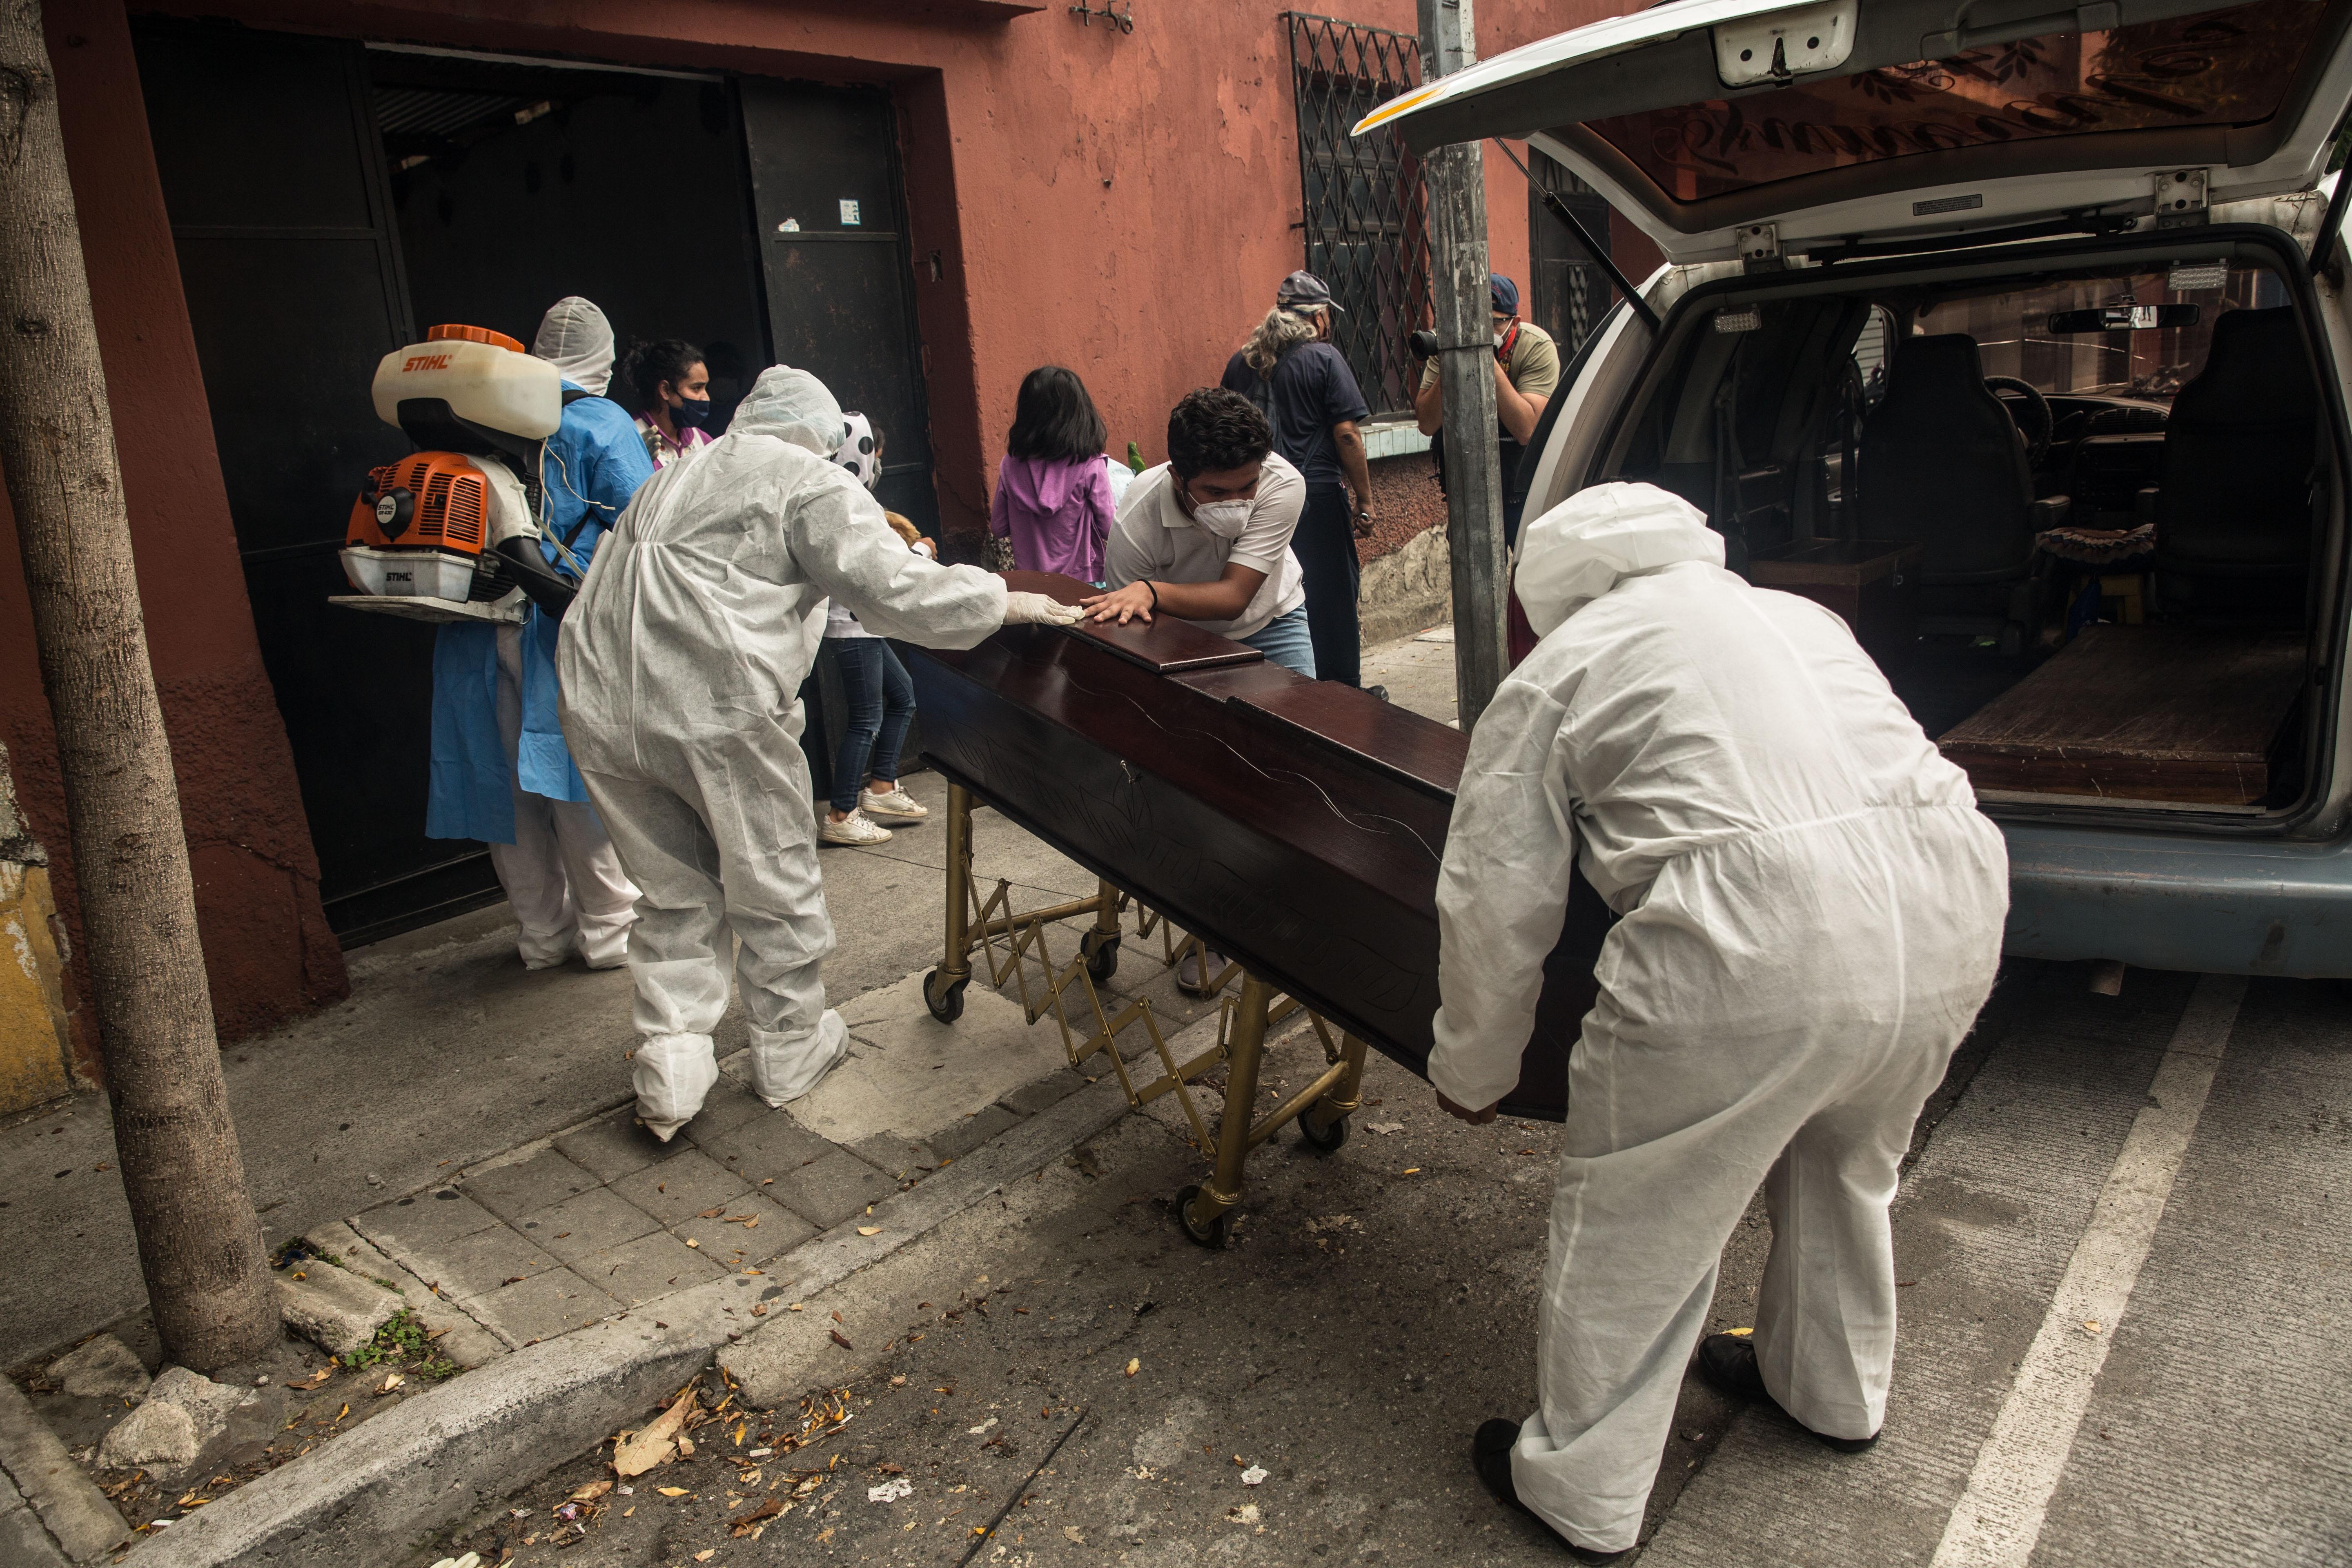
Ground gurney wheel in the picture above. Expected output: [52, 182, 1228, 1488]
[1085, 935, 1120, 983]
[1174, 1184, 1229, 1249]
[1298, 1111, 1349, 1154]
[924, 970, 968, 1024]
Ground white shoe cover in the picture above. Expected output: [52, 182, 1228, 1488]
[633, 1031, 719, 1139]
[748, 1009, 850, 1108]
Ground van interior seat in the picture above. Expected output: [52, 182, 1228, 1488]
[2149, 305, 2319, 621]
[1854, 332, 2052, 647]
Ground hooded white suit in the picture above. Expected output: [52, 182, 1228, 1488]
[1430, 483, 2007, 1554]
[558, 368, 1008, 1134]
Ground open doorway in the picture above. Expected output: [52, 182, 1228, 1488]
[134, 19, 938, 943]
[368, 46, 768, 434]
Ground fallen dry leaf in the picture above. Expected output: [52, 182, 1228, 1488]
[1125, 1358, 1140, 1377]
[830, 1330, 854, 1350]
[1400, 1167, 1421, 1175]
[569, 1480, 612, 1502]
[697, 1207, 724, 1220]
[374, 1372, 404, 1396]
[751, 1303, 768, 1317]
[684, 1239, 702, 1250]
[857, 1226, 881, 1236]
[831, 1310, 844, 1323]
[733, 1496, 786, 1536]
[614, 1378, 700, 1478]
[694, 1548, 716, 1559]
[656, 1486, 689, 1498]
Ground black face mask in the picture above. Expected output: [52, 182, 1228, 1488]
[670, 396, 713, 430]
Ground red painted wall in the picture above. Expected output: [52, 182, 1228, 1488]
[8, 0, 1637, 1057]
[0, 0, 347, 1074]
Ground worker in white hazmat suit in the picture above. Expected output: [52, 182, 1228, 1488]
[1430, 483, 2008, 1563]
[557, 366, 1084, 1138]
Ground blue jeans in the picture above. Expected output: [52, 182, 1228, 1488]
[825, 638, 914, 813]
[1242, 606, 1316, 677]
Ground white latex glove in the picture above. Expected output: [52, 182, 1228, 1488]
[1003, 590, 1085, 627]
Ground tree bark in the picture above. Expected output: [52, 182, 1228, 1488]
[0, 0, 276, 1369]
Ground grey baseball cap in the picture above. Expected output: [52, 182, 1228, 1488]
[1275, 270, 1344, 313]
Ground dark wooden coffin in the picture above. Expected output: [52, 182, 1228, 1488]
[1748, 538, 1923, 663]
[907, 572, 1612, 1122]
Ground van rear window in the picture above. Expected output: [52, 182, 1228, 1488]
[1586, 0, 2330, 205]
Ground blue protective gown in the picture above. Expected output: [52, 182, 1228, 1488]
[425, 390, 655, 844]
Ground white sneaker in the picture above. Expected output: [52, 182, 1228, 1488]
[820, 809, 893, 846]
[861, 785, 929, 821]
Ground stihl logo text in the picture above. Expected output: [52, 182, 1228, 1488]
[403, 354, 452, 372]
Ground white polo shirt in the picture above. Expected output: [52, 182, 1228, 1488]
[1103, 454, 1307, 641]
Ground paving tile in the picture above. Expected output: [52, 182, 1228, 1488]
[998, 1067, 1089, 1118]
[575, 1230, 726, 1307]
[552, 1107, 673, 1184]
[610, 1148, 749, 1228]
[513, 1187, 660, 1264]
[767, 1147, 897, 1230]
[849, 1133, 936, 1180]
[670, 1189, 817, 1268]
[352, 1187, 502, 1257]
[400, 1225, 561, 1301]
[468, 1267, 621, 1345]
[931, 1103, 1022, 1162]
[459, 1148, 599, 1222]
[683, 1077, 775, 1147]
[701, 1111, 835, 1184]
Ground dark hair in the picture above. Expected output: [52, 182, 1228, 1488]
[1165, 388, 1271, 480]
[1007, 365, 1107, 463]
[617, 338, 704, 413]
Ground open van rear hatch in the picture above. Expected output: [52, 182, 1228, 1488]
[1358, 0, 2352, 263]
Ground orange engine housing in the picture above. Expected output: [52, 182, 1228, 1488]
[345, 452, 491, 557]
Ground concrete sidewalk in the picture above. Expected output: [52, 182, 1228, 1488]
[1, 626, 1451, 1561]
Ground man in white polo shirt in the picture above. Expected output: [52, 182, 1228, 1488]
[1083, 388, 1312, 993]
[1081, 387, 1314, 677]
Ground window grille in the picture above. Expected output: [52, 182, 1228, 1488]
[1284, 12, 1429, 417]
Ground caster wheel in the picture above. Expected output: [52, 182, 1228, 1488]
[1174, 1184, 1230, 1249]
[924, 971, 968, 1024]
[1299, 1110, 1349, 1154]
[1085, 936, 1121, 984]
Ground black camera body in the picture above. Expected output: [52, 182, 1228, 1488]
[1407, 328, 1441, 359]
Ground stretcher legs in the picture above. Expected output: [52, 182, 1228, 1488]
[930, 777, 1368, 1247]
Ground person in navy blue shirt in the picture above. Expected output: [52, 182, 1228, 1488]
[1221, 271, 1381, 695]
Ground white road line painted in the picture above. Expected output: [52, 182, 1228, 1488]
[1930, 972, 2246, 1568]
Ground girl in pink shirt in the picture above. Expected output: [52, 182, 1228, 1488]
[989, 365, 1122, 586]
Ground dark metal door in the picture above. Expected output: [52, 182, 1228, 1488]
[737, 81, 937, 533]
[133, 19, 500, 944]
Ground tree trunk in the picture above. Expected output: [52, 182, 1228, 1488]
[0, 0, 276, 1370]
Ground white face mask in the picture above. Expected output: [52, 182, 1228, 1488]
[1189, 497, 1254, 538]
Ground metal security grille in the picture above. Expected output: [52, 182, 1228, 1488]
[1284, 13, 1429, 416]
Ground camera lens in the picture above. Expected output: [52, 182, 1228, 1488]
[1408, 328, 1440, 358]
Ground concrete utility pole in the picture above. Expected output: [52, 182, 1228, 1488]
[0, 2, 278, 1370]
[1417, 0, 1509, 733]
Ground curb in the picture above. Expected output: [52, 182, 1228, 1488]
[0, 1376, 131, 1562]
[114, 1054, 1152, 1567]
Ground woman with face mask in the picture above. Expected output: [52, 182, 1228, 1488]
[621, 338, 716, 468]
[1082, 388, 1313, 676]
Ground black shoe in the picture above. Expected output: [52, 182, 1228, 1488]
[1470, 1420, 1630, 1564]
[1364, 684, 1390, 702]
[1694, 1334, 1878, 1453]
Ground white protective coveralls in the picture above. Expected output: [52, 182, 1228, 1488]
[1429, 483, 2008, 1555]
[533, 296, 616, 396]
[557, 368, 1010, 1135]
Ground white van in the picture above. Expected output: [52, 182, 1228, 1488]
[1366, 0, 2352, 978]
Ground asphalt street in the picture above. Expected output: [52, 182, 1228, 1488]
[408, 634, 2352, 1566]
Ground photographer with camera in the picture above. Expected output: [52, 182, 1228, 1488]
[1413, 274, 1559, 548]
